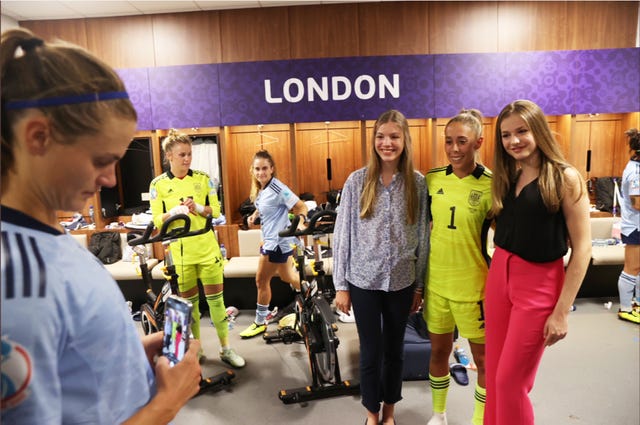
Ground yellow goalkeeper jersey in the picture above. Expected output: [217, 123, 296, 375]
[425, 164, 492, 302]
[149, 169, 220, 265]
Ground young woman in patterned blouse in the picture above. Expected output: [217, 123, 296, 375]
[333, 110, 429, 425]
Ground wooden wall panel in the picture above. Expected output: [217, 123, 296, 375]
[289, 4, 360, 59]
[224, 124, 293, 223]
[408, 119, 432, 175]
[358, 1, 429, 56]
[295, 121, 361, 203]
[85, 16, 155, 68]
[572, 114, 624, 179]
[219, 8, 290, 63]
[498, 2, 570, 52]
[555, 114, 573, 161]
[152, 11, 222, 66]
[22, 19, 88, 48]
[572, 120, 591, 179]
[429, 1, 499, 54]
[568, 1, 640, 50]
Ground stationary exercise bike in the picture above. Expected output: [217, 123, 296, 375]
[263, 210, 360, 404]
[127, 213, 235, 395]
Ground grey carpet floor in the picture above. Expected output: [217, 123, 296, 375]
[136, 297, 639, 425]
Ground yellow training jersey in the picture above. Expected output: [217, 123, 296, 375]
[149, 169, 220, 265]
[425, 164, 492, 302]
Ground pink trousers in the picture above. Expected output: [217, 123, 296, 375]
[484, 247, 564, 425]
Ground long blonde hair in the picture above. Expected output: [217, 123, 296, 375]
[361, 109, 418, 224]
[249, 150, 276, 202]
[491, 100, 584, 216]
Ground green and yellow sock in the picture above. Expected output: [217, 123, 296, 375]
[206, 292, 229, 347]
[429, 373, 450, 414]
[186, 294, 200, 340]
[472, 384, 486, 425]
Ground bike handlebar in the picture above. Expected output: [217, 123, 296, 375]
[128, 214, 214, 246]
[278, 209, 337, 238]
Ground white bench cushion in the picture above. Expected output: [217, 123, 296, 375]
[237, 229, 262, 256]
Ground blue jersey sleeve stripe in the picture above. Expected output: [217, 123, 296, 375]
[1, 231, 15, 299]
[29, 236, 47, 297]
[15, 234, 32, 298]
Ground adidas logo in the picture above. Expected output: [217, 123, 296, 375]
[437, 188, 444, 194]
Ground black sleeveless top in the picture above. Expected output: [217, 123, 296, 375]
[494, 179, 568, 263]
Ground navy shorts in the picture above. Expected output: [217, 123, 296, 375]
[622, 229, 640, 245]
[260, 245, 293, 263]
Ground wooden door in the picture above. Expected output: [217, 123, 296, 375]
[224, 124, 293, 223]
[295, 121, 361, 204]
[572, 114, 623, 180]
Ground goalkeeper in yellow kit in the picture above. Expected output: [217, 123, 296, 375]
[150, 130, 245, 368]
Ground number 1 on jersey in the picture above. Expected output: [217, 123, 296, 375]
[448, 206, 457, 229]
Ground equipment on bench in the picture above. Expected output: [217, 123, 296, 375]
[263, 210, 360, 404]
[128, 214, 235, 396]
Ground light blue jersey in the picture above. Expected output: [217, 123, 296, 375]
[255, 177, 299, 252]
[1, 207, 155, 424]
[620, 159, 640, 237]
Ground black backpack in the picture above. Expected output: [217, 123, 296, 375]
[88, 231, 122, 264]
[594, 177, 620, 213]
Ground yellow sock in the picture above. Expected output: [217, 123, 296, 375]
[206, 292, 229, 347]
[472, 384, 486, 425]
[186, 294, 200, 340]
[429, 373, 450, 413]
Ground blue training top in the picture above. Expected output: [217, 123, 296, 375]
[255, 177, 300, 253]
[1, 206, 155, 424]
[620, 159, 640, 238]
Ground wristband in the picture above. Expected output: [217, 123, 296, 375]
[195, 203, 205, 214]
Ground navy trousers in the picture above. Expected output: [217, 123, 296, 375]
[349, 282, 414, 414]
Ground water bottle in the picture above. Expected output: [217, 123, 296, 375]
[219, 243, 227, 260]
[453, 345, 471, 367]
[88, 205, 95, 227]
[225, 306, 239, 330]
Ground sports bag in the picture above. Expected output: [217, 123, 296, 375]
[88, 231, 122, 264]
[594, 177, 620, 213]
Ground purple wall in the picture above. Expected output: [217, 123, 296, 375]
[118, 48, 639, 130]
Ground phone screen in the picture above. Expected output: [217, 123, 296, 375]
[162, 295, 193, 366]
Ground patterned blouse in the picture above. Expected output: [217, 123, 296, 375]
[333, 167, 429, 292]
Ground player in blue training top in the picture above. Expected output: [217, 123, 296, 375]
[617, 128, 640, 324]
[1, 28, 201, 425]
[239, 150, 308, 338]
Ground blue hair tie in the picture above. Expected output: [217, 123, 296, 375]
[4, 91, 129, 110]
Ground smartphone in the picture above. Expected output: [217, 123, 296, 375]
[162, 295, 193, 366]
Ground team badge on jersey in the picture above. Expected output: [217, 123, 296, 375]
[468, 190, 482, 206]
[1, 338, 32, 409]
[150, 187, 157, 200]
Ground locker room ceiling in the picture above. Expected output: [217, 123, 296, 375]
[1, 1, 376, 21]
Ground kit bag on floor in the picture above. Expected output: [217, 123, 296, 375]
[402, 311, 432, 381]
[89, 231, 122, 265]
[594, 177, 620, 212]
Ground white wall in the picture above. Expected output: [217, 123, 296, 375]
[1, 14, 20, 31]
